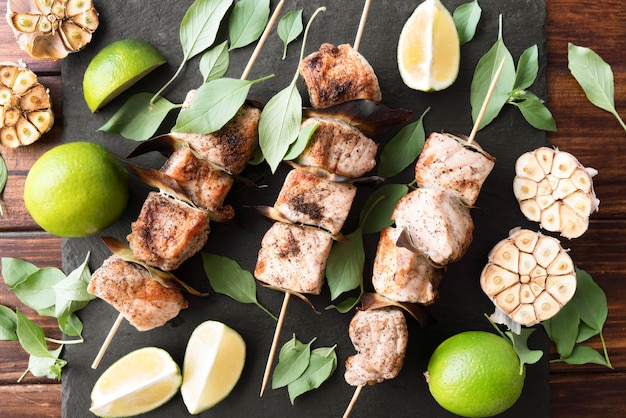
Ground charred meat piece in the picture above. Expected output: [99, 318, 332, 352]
[88, 255, 188, 331]
[393, 188, 473, 265]
[344, 308, 408, 386]
[127, 192, 210, 271]
[254, 222, 333, 295]
[275, 168, 356, 234]
[299, 43, 382, 108]
[296, 117, 378, 178]
[414, 132, 495, 206]
[170, 104, 260, 175]
[372, 227, 444, 304]
[160, 147, 234, 219]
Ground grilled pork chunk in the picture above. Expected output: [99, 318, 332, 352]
[127, 192, 210, 271]
[160, 147, 234, 219]
[88, 255, 188, 331]
[299, 43, 382, 108]
[169, 104, 260, 175]
[393, 188, 473, 265]
[254, 222, 333, 295]
[296, 117, 378, 178]
[372, 227, 444, 304]
[415, 132, 495, 206]
[275, 168, 356, 234]
[344, 308, 408, 386]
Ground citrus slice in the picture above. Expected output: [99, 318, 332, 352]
[83, 38, 166, 112]
[397, 0, 460, 91]
[181, 320, 246, 414]
[90, 347, 182, 418]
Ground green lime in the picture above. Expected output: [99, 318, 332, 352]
[83, 38, 166, 112]
[425, 331, 525, 417]
[24, 142, 128, 238]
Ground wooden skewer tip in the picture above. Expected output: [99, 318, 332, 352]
[342, 384, 365, 418]
[259, 292, 291, 397]
[91, 313, 124, 369]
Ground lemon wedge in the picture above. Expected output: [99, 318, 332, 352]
[397, 0, 460, 91]
[181, 320, 246, 414]
[90, 347, 182, 417]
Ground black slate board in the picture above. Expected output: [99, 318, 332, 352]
[61, 0, 550, 417]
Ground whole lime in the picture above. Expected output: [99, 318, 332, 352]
[425, 331, 525, 417]
[24, 142, 128, 238]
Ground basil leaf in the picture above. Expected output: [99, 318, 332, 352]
[2, 257, 40, 288]
[278, 10, 303, 59]
[180, 0, 233, 61]
[377, 107, 429, 178]
[0, 154, 7, 213]
[548, 301, 580, 359]
[470, 16, 515, 130]
[326, 295, 360, 313]
[560, 345, 610, 367]
[258, 82, 302, 172]
[360, 184, 409, 234]
[26, 346, 65, 380]
[572, 268, 607, 332]
[272, 337, 313, 389]
[283, 122, 318, 161]
[453, 0, 481, 45]
[514, 44, 538, 90]
[11, 267, 66, 315]
[505, 328, 542, 373]
[100, 93, 179, 141]
[0, 305, 18, 341]
[228, 0, 269, 50]
[200, 41, 230, 82]
[16, 309, 53, 359]
[511, 91, 557, 131]
[287, 346, 337, 404]
[57, 312, 84, 338]
[576, 321, 599, 343]
[201, 253, 276, 320]
[326, 230, 364, 301]
[174, 76, 271, 134]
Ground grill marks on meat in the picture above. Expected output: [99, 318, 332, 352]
[299, 43, 382, 109]
[344, 308, 408, 386]
[127, 192, 210, 271]
[296, 117, 378, 178]
[88, 255, 188, 331]
[254, 222, 333, 295]
[275, 168, 356, 235]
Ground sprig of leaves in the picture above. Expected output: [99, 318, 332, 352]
[271, 334, 337, 404]
[568, 43, 626, 132]
[470, 15, 556, 132]
[278, 10, 303, 59]
[201, 253, 277, 320]
[453, 0, 482, 45]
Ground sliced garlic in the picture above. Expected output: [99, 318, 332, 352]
[514, 147, 599, 239]
[0, 62, 53, 147]
[480, 228, 576, 328]
[6, 0, 99, 60]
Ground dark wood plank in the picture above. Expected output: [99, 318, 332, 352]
[550, 372, 626, 417]
[0, 384, 61, 418]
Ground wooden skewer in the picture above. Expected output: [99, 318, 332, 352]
[241, 0, 286, 80]
[260, 292, 291, 396]
[467, 57, 507, 145]
[91, 313, 124, 369]
[353, 0, 372, 52]
[342, 384, 365, 418]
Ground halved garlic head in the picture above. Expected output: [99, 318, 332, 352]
[0, 62, 54, 147]
[514, 147, 599, 239]
[480, 228, 576, 327]
[6, 0, 99, 60]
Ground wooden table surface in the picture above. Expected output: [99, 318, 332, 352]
[1, 1, 625, 417]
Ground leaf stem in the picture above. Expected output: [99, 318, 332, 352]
[150, 59, 187, 106]
[599, 330, 613, 368]
[45, 337, 83, 345]
[612, 110, 626, 132]
[257, 302, 279, 321]
[293, 7, 326, 85]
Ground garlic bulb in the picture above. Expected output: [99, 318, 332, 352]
[0, 62, 54, 147]
[6, 0, 99, 60]
[514, 147, 599, 239]
[480, 228, 576, 327]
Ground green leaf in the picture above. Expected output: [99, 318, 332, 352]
[26, 346, 66, 380]
[100, 93, 179, 141]
[57, 312, 84, 337]
[514, 44, 538, 90]
[511, 91, 557, 131]
[180, 0, 233, 61]
[174, 76, 271, 134]
[326, 230, 364, 301]
[326, 295, 361, 313]
[559, 345, 610, 367]
[283, 122, 318, 161]
[287, 346, 337, 404]
[377, 108, 429, 178]
[228, 0, 269, 50]
[16, 309, 53, 359]
[548, 300, 580, 358]
[272, 337, 314, 389]
[0, 305, 18, 341]
[360, 184, 409, 234]
[576, 321, 599, 343]
[278, 10, 303, 59]
[0, 154, 7, 213]
[201, 253, 276, 320]
[453, 0, 481, 45]
[10, 267, 66, 315]
[1, 257, 40, 288]
[470, 16, 516, 130]
[199, 41, 230, 82]
[258, 82, 302, 172]
[505, 328, 543, 374]
[572, 268, 607, 332]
